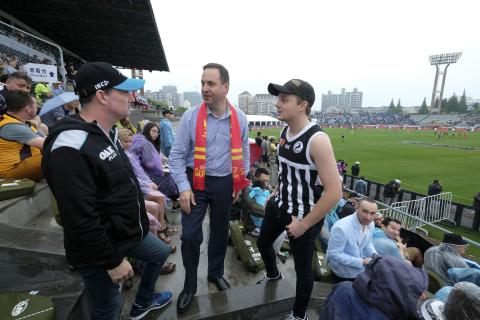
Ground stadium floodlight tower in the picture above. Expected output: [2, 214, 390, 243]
[429, 52, 462, 113]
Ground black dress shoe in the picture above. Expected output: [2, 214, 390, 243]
[177, 290, 194, 313]
[208, 277, 231, 291]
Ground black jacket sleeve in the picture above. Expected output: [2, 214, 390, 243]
[47, 146, 124, 269]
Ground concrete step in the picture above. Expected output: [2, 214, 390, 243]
[152, 281, 331, 320]
[0, 181, 52, 226]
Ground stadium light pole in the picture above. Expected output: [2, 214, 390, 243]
[429, 52, 462, 113]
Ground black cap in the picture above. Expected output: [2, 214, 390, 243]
[268, 79, 315, 107]
[442, 233, 468, 246]
[73, 62, 145, 98]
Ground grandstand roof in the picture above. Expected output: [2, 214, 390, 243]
[2, 0, 169, 71]
[247, 115, 280, 122]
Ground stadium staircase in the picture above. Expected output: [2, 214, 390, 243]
[0, 183, 332, 319]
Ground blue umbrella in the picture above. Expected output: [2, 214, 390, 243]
[39, 92, 79, 116]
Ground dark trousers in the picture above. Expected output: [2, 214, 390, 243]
[181, 171, 233, 293]
[77, 233, 170, 320]
[257, 199, 323, 318]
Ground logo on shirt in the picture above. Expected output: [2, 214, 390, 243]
[293, 141, 303, 153]
[99, 146, 117, 161]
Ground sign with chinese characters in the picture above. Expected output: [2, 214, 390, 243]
[23, 63, 58, 83]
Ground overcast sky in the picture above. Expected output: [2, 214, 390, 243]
[139, 0, 480, 110]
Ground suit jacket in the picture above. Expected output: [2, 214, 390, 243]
[327, 213, 377, 278]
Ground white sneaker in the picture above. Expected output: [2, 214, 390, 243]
[255, 272, 283, 284]
[284, 311, 308, 320]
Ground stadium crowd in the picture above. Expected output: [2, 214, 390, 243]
[317, 111, 416, 126]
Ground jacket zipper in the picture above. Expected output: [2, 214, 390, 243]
[97, 123, 144, 240]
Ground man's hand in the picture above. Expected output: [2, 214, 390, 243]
[179, 189, 196, 214]
[232, 190, 242, 204]
[362, 257, 372, 265]
[107, 259, 133, 284]
[286, 216, 308, 239]
[149, 182, 158, 191]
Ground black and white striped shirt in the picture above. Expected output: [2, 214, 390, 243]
[274, 122, 325, 219]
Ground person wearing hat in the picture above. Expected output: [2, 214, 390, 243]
[39, 93, 79, 129]
[169, 63, 250, 313]
[159, 109, 174, 157]
[255, 79, 342, 320]
[41, 62, 172, 320]
[424, 233, 472, 285]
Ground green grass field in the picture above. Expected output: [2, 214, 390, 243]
[251, 126, 480, 256]
[251, 127, 480, 205]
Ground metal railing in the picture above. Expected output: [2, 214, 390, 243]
[345, 187, 480, 249]
[0, 20, 66, 86]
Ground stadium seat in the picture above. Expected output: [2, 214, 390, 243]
[427, 270, 445, 294]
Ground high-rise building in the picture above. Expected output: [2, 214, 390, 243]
[238, 91, 276, 115]
[254, 94, 276, 116]
[183, 91, 203, 108]
[321, 88, 363, 112]
[238, 91, 253, 114]
[162, 85, 178, 106]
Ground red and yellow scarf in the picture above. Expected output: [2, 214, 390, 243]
[193, 102, 250, 192]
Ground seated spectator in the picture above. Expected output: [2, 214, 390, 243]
[318, 200, 341, 251]
[118, 129, 177, 246]
[51, 82, 64, 96]
[373, 212, 383, 228]
[116, 115, 137, 134]
[240, 167, 286, 257]
[338, 192, 358, 218]
[34, 81, 54, 106]
[242, 167, 272, 233]
[327, 197, 378, 281]
[424, 233, 473, 285]
[0, 91, 44, 181]
[40, 93, 79, 129]
[319, 256, 428, 320]
[443, 281, 480, 320]
[3, 56, 18, 75]
[354, 176, 367, 196]
[137, 127, 179, 202]
[419, 282, 480, 320]
[0, 71, 33, 115]
[373, 217, 424, 266]
[142, 122, 161, 152]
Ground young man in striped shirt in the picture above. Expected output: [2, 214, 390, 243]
[256, 79, 342, 320]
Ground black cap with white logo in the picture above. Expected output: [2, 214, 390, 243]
[268, 79, 315, 107]
[73, 62, 145, 98]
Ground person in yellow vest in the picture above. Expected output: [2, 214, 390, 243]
[115, 115, 137, 134]
[0, 90, 45, 181]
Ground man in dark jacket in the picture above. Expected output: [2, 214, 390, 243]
[351, 161, 360, 177]
[428, 179, 443, 196]
[474, 192, 480, 231]
[42, 62, 172, 320]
